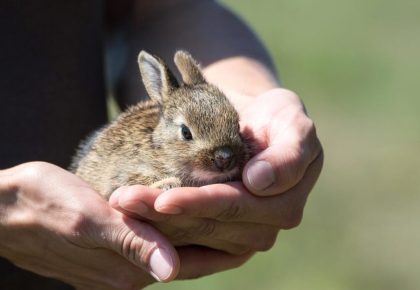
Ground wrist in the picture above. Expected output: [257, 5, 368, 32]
[202, 56, 279, 112]
[203, 56, 279, 94]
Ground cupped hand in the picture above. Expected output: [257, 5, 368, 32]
[110, 88, 323, 256]
[239, 88, 323, 198]
[0, 162, 250, 290]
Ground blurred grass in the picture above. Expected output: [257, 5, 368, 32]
[148, 1, 420, 289]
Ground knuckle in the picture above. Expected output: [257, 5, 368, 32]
[166, 228, 193, 244]
[255, 231, 278, 251]
[248, 228, 278, 252]
[215, 200, 244, 221]
[167, 220, 217, 244]
[228, 244, 252, 255]
[194, 220, 217, 237]
[6, 210, 37, 229]
[228, 226, 279, 253]
[18, 162, 46, 181]
[281, 206, 304, 229]
[67, 211, 87, 233]
[304, 116, 315, 133]
[283, 149, 306, 185]
[305, 119, 322, 153]
[65, 211, 97, 245]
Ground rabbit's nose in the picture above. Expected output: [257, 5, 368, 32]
[214, 146, 235, 170]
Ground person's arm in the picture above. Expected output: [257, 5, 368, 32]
[115, 0, 277, 103]
[0, 162, 251, 288]
[111, 0, 323, 261]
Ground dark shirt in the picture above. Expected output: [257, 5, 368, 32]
[0, 1, 108, 288]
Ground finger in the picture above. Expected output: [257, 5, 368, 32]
[243, 117, 322, 196]
[153, 220, 250, 255]
[109, 185, 170, 222]
[155, 152, 323, 228]
[155, 183, 270, 224]
[86, 211, 180, 282]
[150, 217, 279, 254]
[111, 186, 278, 254]
[176, 246, 254, 280]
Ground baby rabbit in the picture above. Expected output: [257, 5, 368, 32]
[71, 50, 250, 199]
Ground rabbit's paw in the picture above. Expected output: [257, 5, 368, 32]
[151, 177, 182, 191]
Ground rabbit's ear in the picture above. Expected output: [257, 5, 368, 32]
[174, 50, 206, 86]
[138, 51, 179, 104]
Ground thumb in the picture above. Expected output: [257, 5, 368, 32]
[243, 143, 309, 196]
[94, 213, 180, 282]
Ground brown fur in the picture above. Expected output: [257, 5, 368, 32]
[71, 50, 250, 199]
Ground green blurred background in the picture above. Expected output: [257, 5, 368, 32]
[149, 1, 420, 289]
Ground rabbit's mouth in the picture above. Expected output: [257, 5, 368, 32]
[189, 167, 241, 185]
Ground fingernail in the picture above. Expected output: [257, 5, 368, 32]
[155, 204, 183, 215]
[149, 248, 174, 282]
[246, 160, 275, 192]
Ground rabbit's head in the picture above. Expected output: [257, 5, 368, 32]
[138, 50, 249, 185]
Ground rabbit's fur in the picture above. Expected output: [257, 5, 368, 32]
[71, 50, 250, 199]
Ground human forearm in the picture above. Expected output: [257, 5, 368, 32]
[133, 0, 276, 70]
[117, 0, 278, 105]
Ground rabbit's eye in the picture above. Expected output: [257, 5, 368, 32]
[181, 124, 193, 140]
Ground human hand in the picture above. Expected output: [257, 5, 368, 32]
[0, 162, 250, 290]
[109, 88, 322, 256]
[110, 183, 279, 255]
[238, 88, 323, 199]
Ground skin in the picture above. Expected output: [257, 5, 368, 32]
[0, 162, 252, 290]
[110, 88, 323, 256]
[111, 0, 323, 276]
[0, 0, 323, 289]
